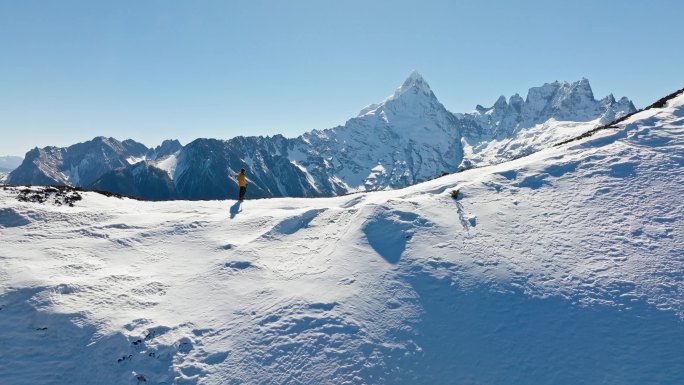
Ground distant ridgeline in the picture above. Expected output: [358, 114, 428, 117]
[0, 156, 23, 173]
[6, 73, 636, 200]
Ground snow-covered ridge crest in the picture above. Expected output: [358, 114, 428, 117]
[358, 70, 436, 117]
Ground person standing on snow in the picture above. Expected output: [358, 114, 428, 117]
[237, 168, 247, 201]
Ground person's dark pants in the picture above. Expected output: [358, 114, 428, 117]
[239, 186, 246, 201]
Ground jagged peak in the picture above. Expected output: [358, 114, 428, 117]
[524, 78, 596, 103]
[393, 70, 432, 98]
[566, 77, 594, 98]
[601, 93, 617, 104]
[405, 70, 424, 82]
[494, 95, 508, 109]
[82, 136, 129, 152]
[474, 96, 508, 114]
[399, 70, 427, 88]
[93, 136, 118, 144]
[509, 93, 524, 106]
[358, 71, 436, 117]
[160, 139, 181, 146]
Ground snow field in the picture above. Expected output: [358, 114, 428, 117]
[1, 94, 684, 384]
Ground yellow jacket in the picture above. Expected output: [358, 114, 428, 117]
[237, 173, 247, 187]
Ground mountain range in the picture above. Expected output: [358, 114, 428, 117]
[5, 73, 636, 200]
[0, 156, 23, 172]
[0, 156, 23, 184]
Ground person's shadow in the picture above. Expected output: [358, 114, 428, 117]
[229, 201, 242, 219]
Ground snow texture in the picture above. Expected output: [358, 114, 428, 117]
[1, 92, 683, 384]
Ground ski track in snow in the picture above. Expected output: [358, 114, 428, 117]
[1, 95, 684, 384]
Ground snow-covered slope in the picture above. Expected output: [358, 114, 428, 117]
[1, 89, 682, 384]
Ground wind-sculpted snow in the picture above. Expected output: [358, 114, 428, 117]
[0, 208, 30, 228]
[362, 206, 432, 264]
[262, 208, 326, 238]
[0, 92, 682, 384]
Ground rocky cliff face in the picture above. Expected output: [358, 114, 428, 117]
[7, 74, 636, 200]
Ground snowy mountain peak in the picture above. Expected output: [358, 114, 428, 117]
[459, 78, 637, 164]
[518, 78, 617, 124]
[146, 139, 182, 160]
[494, 95, 508, 109]
[509, 93, 524, 113]
[564, 77, 595, 101]
[358, 71, 437, 117]
[395, 70, 432, 96]
[601, 93, 617, 105]
[576, 77, 591, 87]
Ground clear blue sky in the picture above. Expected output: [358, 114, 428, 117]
[1, 0, 682, 156]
